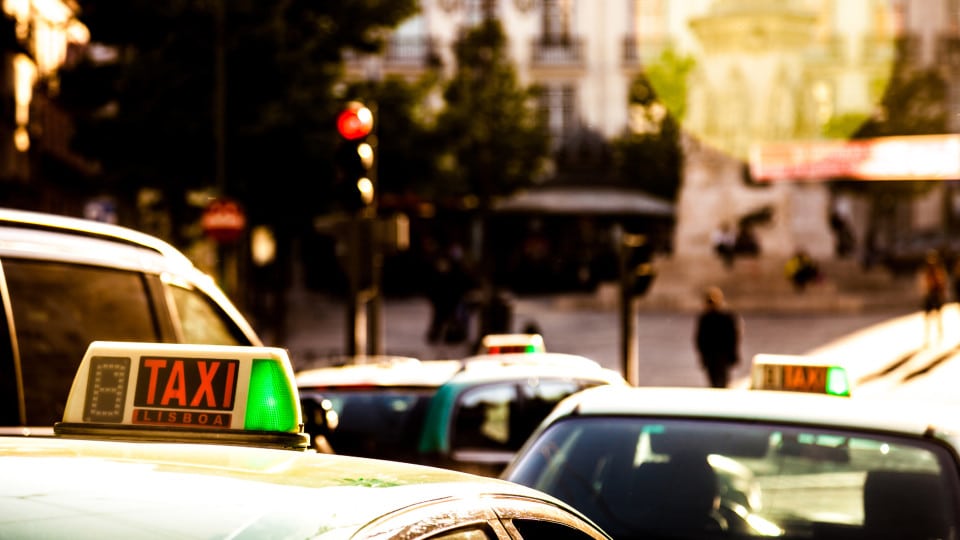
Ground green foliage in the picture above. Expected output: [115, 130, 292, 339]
[821, 113, 870, 140]
[642, 47, 696, 123]
[433, 19, 550, 205]
[612, 73, 682, 201]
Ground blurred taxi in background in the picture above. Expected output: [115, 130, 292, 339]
[297, 349, 627, 477]
[0, 341, 611, 540]
[0, 208, 262, 432]
[502, 385, 960, 540]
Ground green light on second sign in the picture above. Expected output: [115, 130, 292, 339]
[825, 366, 851, 397]
[244, 359, 298, 432]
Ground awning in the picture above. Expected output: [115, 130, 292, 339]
[493, 187, 674, 217]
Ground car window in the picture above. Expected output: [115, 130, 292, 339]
[311, 388, 434, 461]
[453, 383, 516, 451]
[168, 285, 246, 345]
[514, 379, 583, 447]
[511, 519, 604, 540]
[508, 417, 960, 540]
[3, 259, 160, 425]
[452, 379, 587, 454]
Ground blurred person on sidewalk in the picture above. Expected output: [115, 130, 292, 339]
[694, 286, 742, 388]
[920, 250, 948, 346]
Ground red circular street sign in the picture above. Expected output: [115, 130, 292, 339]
[202, 199, 246, 243]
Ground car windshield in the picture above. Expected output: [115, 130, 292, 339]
[313, 387, 435, 461]
[507, 416, 960, 540]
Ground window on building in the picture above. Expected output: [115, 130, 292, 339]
[540, 83, 578, 149]
[464, 0, 498, 26]
[541, 0, 574, 44]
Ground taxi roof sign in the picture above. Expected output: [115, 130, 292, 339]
[54, 342, 309, 450]
[480, 333, 546, 354]
[750, 354, 851, 397]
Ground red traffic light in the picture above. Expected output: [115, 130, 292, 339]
[337, 101, 374, 140]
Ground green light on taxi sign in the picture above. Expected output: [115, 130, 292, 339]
[825, 366, 851, 397]
[245, 359, 298, 432]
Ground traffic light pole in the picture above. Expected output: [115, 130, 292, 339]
[336, 101, 383, 359]
[619, 245, 640, 386]
[342, 215, 383, 358]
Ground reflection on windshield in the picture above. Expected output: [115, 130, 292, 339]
[508, 417, 957, 539]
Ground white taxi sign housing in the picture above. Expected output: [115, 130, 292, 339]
[54, 341, 309, 450]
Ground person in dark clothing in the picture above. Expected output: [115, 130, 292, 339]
[694, 287, 742, 388]
[426, 243, 475, 344]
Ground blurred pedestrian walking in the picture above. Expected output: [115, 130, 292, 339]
[425, 243, 475, 344]
[785, 249, 820, 293]
[694, 286, 742, 388]
[919, 250, 947, 346]
[711, 222, 736, 268]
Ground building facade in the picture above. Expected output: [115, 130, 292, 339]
[345, 0, 960, 265]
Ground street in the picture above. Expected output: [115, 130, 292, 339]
[280, 289, 916, 389]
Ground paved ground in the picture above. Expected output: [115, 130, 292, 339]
[275, 287, 918, 389]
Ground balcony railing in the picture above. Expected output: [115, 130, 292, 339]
[531, 36, 585, 68]
[343, 36, 438, 70]
[384, 36, 438, 67]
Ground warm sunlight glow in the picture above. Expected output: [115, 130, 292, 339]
[13, 53, 35, 126]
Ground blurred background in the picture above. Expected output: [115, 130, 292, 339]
[1, 0, 957, 351]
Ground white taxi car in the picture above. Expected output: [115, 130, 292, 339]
[502, 385, 960, 539]
[0, 342, 611, 539]
[0, 207, 262, 431]
[297, 351, 627, 477]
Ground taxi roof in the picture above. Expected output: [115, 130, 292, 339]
[543, 386, 960, 443]
[0, 435, 596, 539]
[296, 358, 464, 388]
[0, 207, 194, 272]
[295, 352, 626, 389]
[0, 208, 260, 347]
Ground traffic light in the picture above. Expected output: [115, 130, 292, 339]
[621, 233, 656, 297]
[335, 101, 376, 213]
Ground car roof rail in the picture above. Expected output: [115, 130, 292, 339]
[0, 207, 191, 265]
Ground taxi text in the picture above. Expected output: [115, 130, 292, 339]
[134, 357, 239, 411]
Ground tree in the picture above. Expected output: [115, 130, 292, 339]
[429, 17, 549, 332]
[59, 0, 418, 237]
[433, 18, 550, 206]
[613, 75, 682, 201]
[836, 68, 950, 240]
[612, 59, 688, 202]
[339, 73, 445, 202]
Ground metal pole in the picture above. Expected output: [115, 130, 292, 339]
[619, 257, 639, 385]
